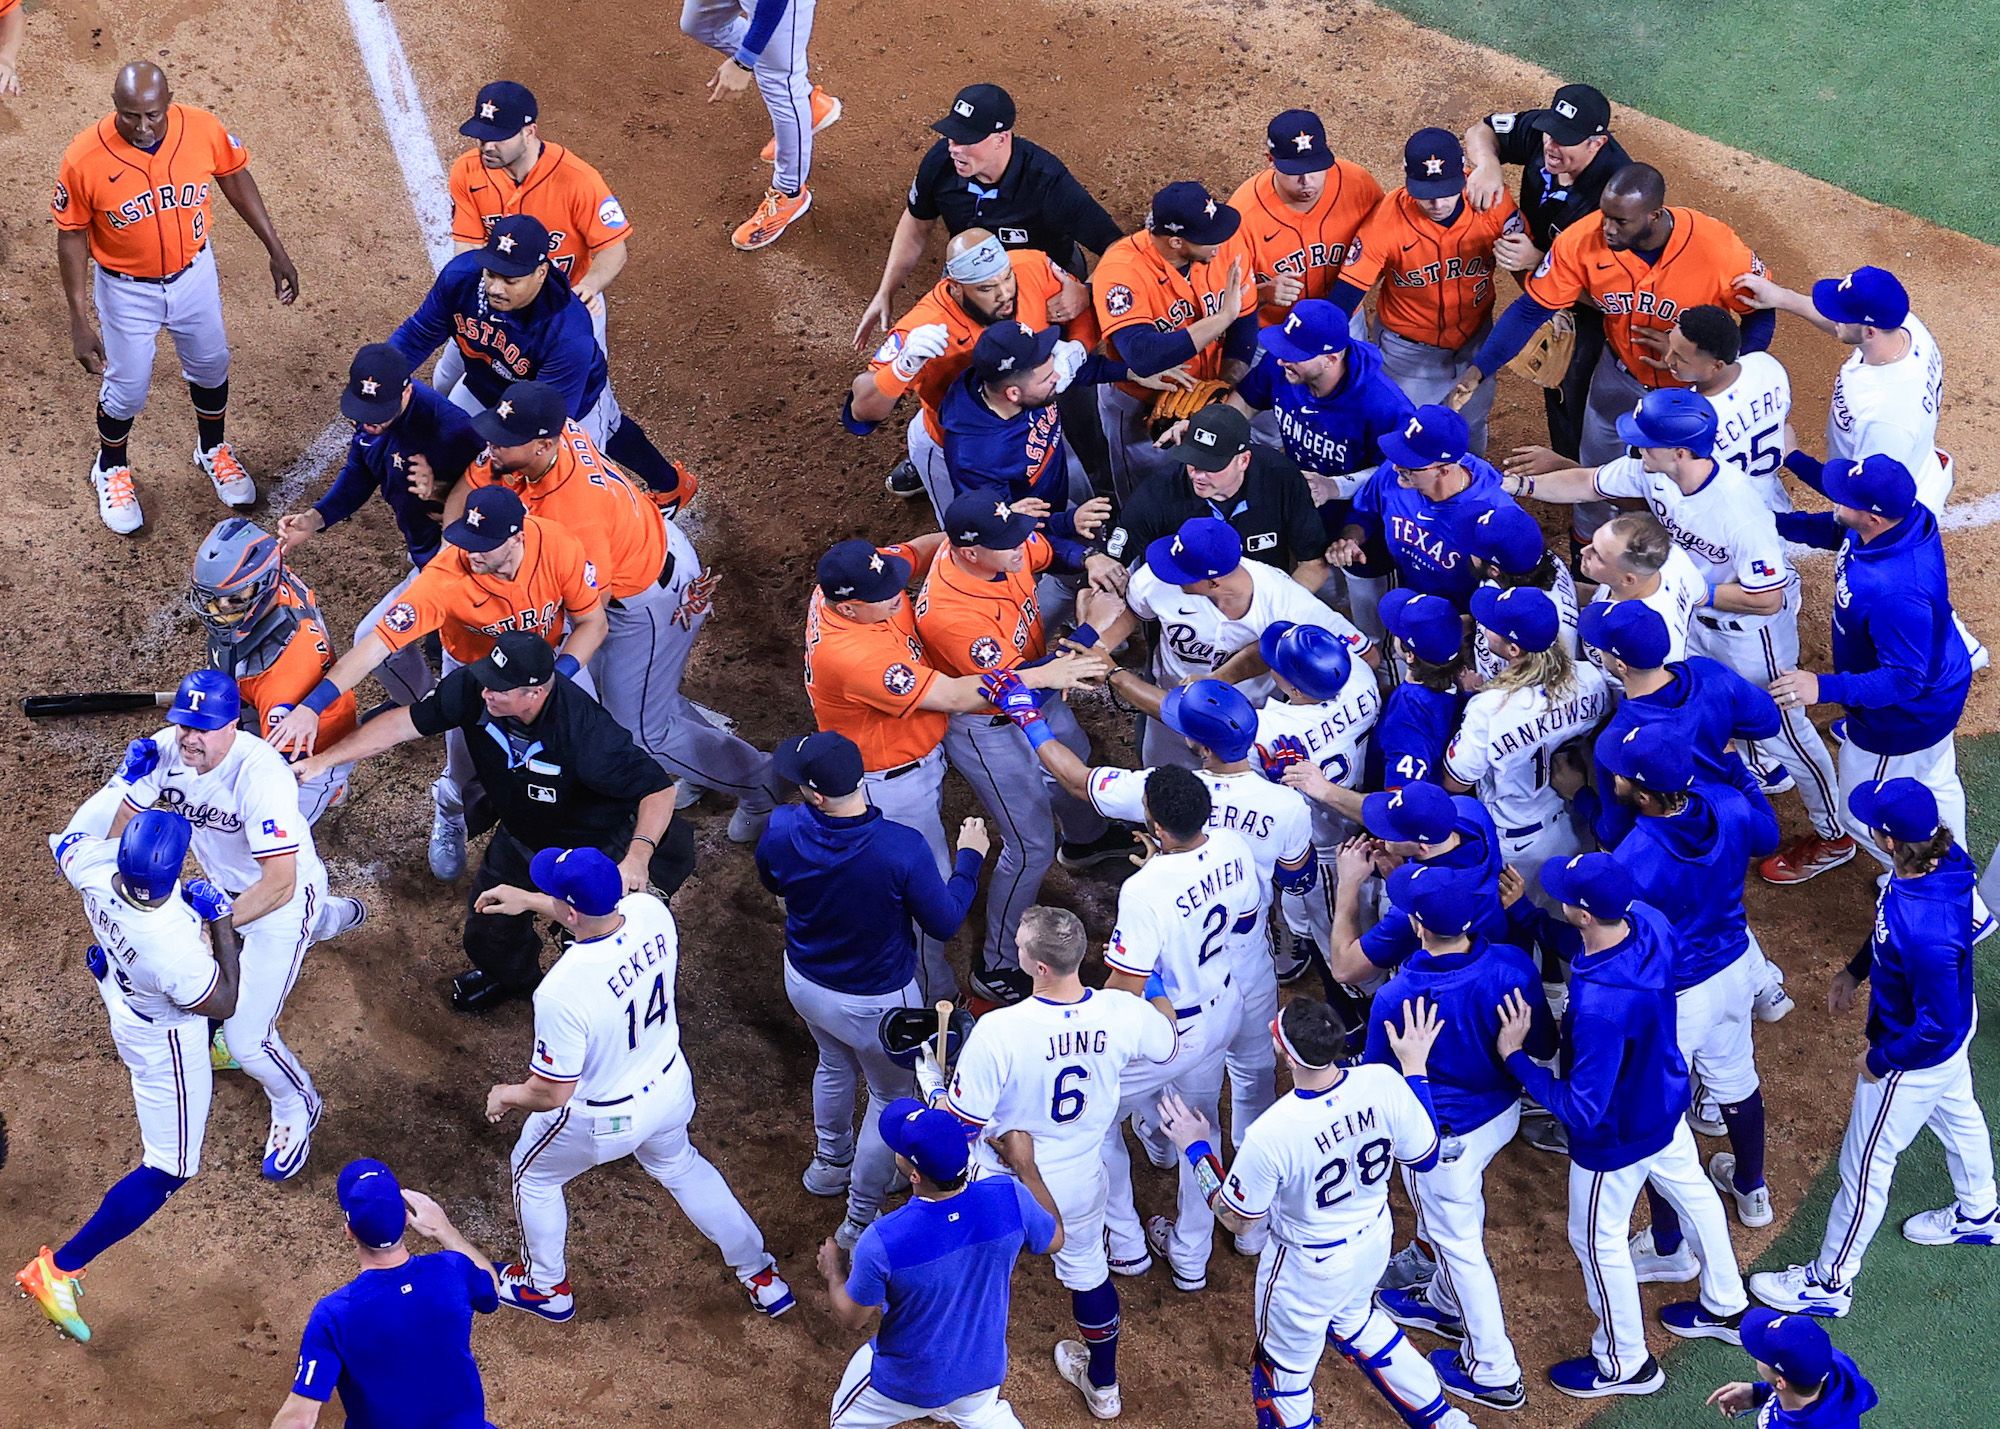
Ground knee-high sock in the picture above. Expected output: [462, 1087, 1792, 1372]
[55, 1165, 188, 1273]
[1647, 1184, 1685, 1255]
[602, 415, 677, 489]
[1072, 1279, 1121, 1387]
[1720, 1092, 1767, 1190]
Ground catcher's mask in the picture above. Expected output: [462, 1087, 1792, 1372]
[188, 518, 284, 640]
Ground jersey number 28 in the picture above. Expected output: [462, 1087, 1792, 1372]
[1313, 1136, 1393, 1208]
[625, 972, 669, 1050]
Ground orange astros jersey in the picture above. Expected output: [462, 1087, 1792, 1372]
[913, 533, 1055, 677]
[377, 515, 601, 665]
[803, 545, 949, 771]
[1525, 207, 1764, 390]
[221, 573, 360, 749]
[53, 105, 251, 277]
[448, 143, 630, 285]
[1094, 229, 1260, 400]
[1227, 161, 1385, 327]
[461, 421, 665, 600]
[1343, 188, 1523, 352]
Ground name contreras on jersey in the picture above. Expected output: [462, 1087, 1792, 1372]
[1480, 687, 1610, 761]
[600, 932, 672, 999]
[1045, 1029, 1110, 1062]
[1174, 853, 1249, 918]
[1313, 1104, 1379, 1153]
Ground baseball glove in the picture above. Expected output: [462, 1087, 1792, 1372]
[878, 1006, 974, 1070]
[1147, 378, 1234, 439]
[1504, 311, 1576, 388]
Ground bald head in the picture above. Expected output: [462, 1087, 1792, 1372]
[947, 227, 996, 262]
[114, 61, 169, 106]
[1605, 162, 1667, 211]
[112, 62, 172, 149]
[943, 226, 1018, 322]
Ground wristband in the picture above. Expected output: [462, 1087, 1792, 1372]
[1183, 1138, 1225, 1201]
[1021, 717, 1054, 750]
[1070, 622, 1101, 649]
[555, 653, 581, 678]
[302, 679, 341, 715]
[839, 393, 880, 437]
[1703, 586, 1717, 609]
[631, 834, 657, 848]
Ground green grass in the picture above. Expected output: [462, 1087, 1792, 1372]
[1378, 0, 2000, 241]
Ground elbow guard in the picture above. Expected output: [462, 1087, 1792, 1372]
[840, 393, 881, 437]
[1274, 856, 1318, 896]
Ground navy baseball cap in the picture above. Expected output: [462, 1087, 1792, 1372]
[341, 344, 413, 425]
[1598, 722, 1694, 791]
[933, 83, 1015, 143]
[167, 669, 240, 731]
[1616, 387, 1719, 457]
[1822, 454, 1917, 519]
[469, 630, 555, 691]
[445, 485, 527, 552]
[1471, 584, 1559, 653]
[1149, 182, 1241, 246]
[1387, 862, 1481, 936]
[337, 1158, 407, 1249]
[1541, 852, 1635, 918]
[1258, 299, 1351, 364]
[481, 214, 551, 278]
[944, 492, 1036, 549]
[1163, 404, 1253, 471]
[817, 539, 911, 604]
[1266, 109, 1334, 176]
[475, 380, 567, 446]
[1465, 503, 1546, 575]
[970, 321, 1059, 384]
[1404, 128, 1466, 200]
[1848, 777, 1940, 842]
[1379, 589, 1463, 665]
[1380, 406, 1470, 469]
[1579, 599, 1670, 669]
[1740, 1309, 1834, 1388]
[1362, 782, 1457, 844]
[461, 81, 537, 141]
[1145, 517, 1243, 586]
[879, 1097, 969, 1182]
[1811, 266, 1909, 330]
[530, 846, 623, 917]
[773, 731, 865, 797]
[1534, 83, 1611, 146]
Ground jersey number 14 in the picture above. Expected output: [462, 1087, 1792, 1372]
[626, 972, 669, 1050]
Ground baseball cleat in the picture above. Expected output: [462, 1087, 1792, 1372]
[1428, 1348, 1525, 1411]
[1107, 1251, 1151, 1277]
[760, 87, 842, 161]
[91, 458, 143, 535]
[1901, 1203, 2000, 1246]
[1687, 1098, 1726, 1137]
[1054, 1338, 1121, 1419]
[1752, 982, 1795, 1023]
[311, 895, 367, 943]
[16, 1248, 90, 1342]
[1519, 1115, 1569, 1156]
[495, 1263, 575, 1322]
[742, 1263, 795, 1317]
[834, 1216, 871, 1252]
[1629, 1227, 1700, 1284]
[1375, 1283, 1466, 1342]
[1658, 1300, 1744, 1343]
[970, 967, 1033, 1007]
[731, 187, 812, 252]
[1758, 833, 1857, 885]
[1708, 1152, 1774, 1228]
[195, 441, 257, 508]
[801, 1155, 852, 1198]
[883, 459, 926, 499]
[1748, 1264, 1852, 1317]
[261, 1099, 322, 1182]
[1379, 1241, 1437, 1291]
[1057, 826, 1139, 870]
[429, 781, 468, 881]
[1546, 1354, 1663, 1398]
[1755, 765, 1796, 795]
[727, 802, 773, 845]
[210, 1026, 240, 1071]
[1143, 1216, 1204, 1292]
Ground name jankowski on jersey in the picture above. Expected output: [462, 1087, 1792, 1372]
[1173, 853, 1248, 919]
[104, 181, 213, 230]
[1479, 687, 1609, 761]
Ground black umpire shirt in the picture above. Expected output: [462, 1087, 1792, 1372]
[907, 136, 1124, 275]
[1105, 448, 1325, 573]
[1481, 109, 1633, 252]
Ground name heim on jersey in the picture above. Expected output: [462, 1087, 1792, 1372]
[1314, 1103, 1379, 1154]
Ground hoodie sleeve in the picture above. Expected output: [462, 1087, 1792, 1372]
[1817, 594, 1935, 711]
[1867, 915, 1966, 1076]
[1718, 666, 1783, 742]
[903, 844, 986, 941]
[388, 269, 456, 366]
[1507, 1009, 1620, 1132]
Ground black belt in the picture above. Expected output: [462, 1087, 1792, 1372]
[102, 251, 202, 286]
[583, 1052, 679, 1108]
[876, 757, 927, 780]
[608, 549, 679, 612]
[1695, 610, 1751, 633]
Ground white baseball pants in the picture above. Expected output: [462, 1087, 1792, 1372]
[1225, 944, 1280, 1151]
[680, 0, 822, 196]
[93, 245, 230, 419]
[224, 875, 324, 1128]
[1675, 950, 1760, 1104]
[1498, 811, 1581, 910]
[783, 959, 919, 1227]
[100, 991, 213, 1179]
[829, 1343, 1022, 1429]
[1406, 1101, 1523, 1387]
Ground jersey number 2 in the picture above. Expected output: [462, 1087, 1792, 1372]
[1197, 903, 1229, 965]
[625, 972, 668, 1050]
[1051, 1065, 1089, 1124]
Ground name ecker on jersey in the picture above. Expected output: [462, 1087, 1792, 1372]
[599, 929, 673, 1001]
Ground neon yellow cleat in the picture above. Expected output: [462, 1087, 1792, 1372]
[17, 1247, 90, 1342]
[210, 1028, 239, 1071]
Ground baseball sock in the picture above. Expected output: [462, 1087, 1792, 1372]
[1072, 1279, 1121, 1387]
[96, 405, 135, 471]
[1720, 1092, 1767, 1190]
[54, 1165, 188, 1273]
[190, 379, 229, 451]
[601, 416, 678, 491]
[1645, 1186, 1685, 1256]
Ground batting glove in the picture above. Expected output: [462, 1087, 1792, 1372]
[86, 943, 108, 981]
[1050, 339, 1088, 393]
[181, 878, 234, 923]
[119, 737, 161, 784]
[891, 323, 952, 381]
[980, 670, 1054, 748]
[1258, 735, 1309, 784]
[913, 1045, 947, 1106]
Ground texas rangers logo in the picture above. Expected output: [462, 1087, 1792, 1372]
[1104, 284, 1134, 317]
[1750, 559, 1778, 579]
[969, 636, 1004, 670]
[384, 601, 419, 633]
[883, 663, 918, 696]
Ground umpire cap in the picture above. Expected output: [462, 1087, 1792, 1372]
[1259, 620, 1353, 702]
[933, 83, 1014, 143]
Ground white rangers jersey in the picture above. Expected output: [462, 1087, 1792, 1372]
[1471, 565, 1579, 684]
[1584, 545, 1706, 674]
[529, 893, 684, 1107]
[1252, 657, 1383, 849]
[118, 728, 324, 896]
[1827, 311, 1949, 513]
[948, 989, 1179, 1180]
[1592, 456, 1794, 629]
[1705, 352, 1793, 512]
[1124, 560, 1371, 703]
[1103, 828, 1263, 1011]
[1217, 1063, 1438, 1245]
[1445, 662, 1611, 832]
[52, 832, 215, 1028]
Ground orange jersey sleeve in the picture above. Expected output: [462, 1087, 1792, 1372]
[1348, 189, 1522, 351]
[235, 584, 360, 749]
[378, 519, 601, 664]
[913, 536, 1053, 677]
[463, 425, 664, 599]
[1227, 161, 1385, 326]
[0, 1, 21, 18]
[1095, 232, 1258, 396]
[448, 143, 630, 284]
[53, 106, 250, 276]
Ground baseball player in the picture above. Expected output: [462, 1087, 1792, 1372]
[937, 906, 1180, 1418]
[1463, 501, 1579, 684]
[0, 0, 22, 95]
[1662, 304, 1795, 510]
[682, 0, 841, 249]
[1160, 997, 1476, 1429]
[106, 671, 362, 1181]
[1226, 109, 1383, 329]
[1362, 591, 1469, 791]
[1336, 129, 1523, 455]
[1750, 779, 1997, 1319]
[479, 847, 794, 1319]
[1502, 854, 1749, 1398]
[54, 61, 298, 533]
[1575, 511, 1706, 675]
[15, 810, 240, 1343]
[1707, 1310, 1880, 1427]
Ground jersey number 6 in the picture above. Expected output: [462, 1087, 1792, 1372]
[1051, 1064, 1089, 1124]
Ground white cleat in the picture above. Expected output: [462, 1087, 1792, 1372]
[92, 459, 143, 534]
[1708, 1152, 1774, 1228]
[195, 442, 258, 507]
[1054, 1338, 1121, 1419]
[1629, 1227, 1699, 1284]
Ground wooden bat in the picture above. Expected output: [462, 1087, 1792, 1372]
[23, 690, 174, 719]
[934, 999, 955, 1078]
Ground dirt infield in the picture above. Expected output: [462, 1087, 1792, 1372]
[0, 0, 1993, 1425]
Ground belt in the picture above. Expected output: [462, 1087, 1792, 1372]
[1694, 610, 1749, 633]
[979, 714, 1011, 728]
[1502, 818, 1546, 839]
[583, 1052, 679, 1108]
[877, 757, 927, 780]
[1279, 1233, 1350, 1251]
[102, 252, 202, 285]
[607, 549, 680, 612]
[1174, 972, 1233, 1020]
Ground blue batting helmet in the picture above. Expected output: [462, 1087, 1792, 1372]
[1258, 621, 1354, 702]
[117, 810, 192, 902]
[1160, 679, 1258, 762]
[1614, 387, 1718, 457]
[167, 669, 241, 731]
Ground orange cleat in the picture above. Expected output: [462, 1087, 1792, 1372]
[732, 187, 813, 252]
[17, 1247, 90, 1342]
[760, 87, 843, 162]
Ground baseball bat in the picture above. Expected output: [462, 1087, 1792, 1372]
[934, 999, 955, 1078]
[23, 691, 174, 719]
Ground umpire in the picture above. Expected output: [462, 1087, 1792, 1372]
[292, 631, 694, 1012]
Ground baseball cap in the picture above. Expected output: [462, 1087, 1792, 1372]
[1258, 299, 1351, 364]
[1616, 387, 1719, 457]
[474, 380, 567, 446]
[944, 233, 1011, 285]
[1597, 722, 1694, 791]
[1266, 108, 1334, 175]
[341, 343, 414, 425]
[970, 320, 1059, 384]
[1578, 599, 1670, 669]
[480, 214, 551, 278]
[337, 1158, 408, 1249]
[1379, 405, 1470, 469]
[1740, 1309, 1834, 1388]
[773, 731, 865, 797]
[879, 1096, 970, 1182]
[167, 669, 241, 731]
[1162, 404, 1253, 471]
[1540, 852, 1634, 918]
[460, 80, 537, 141]
[932, 83, 1015, 143]
[1848, 777, 1940, 842]
[469, 630, 556, 691]
[1149, 182, 1241, 246]
[1362, 782, 1457, 845]
[1464, 503, 1546, 575]
[1145, 516, 1243, 586]
[444, 485, 527, 553]
[1533, 83, 1612, 145]
[1404, 128, 1467, 200]
[1811, 266, 1909, 330]
[529, 846, 623, 917]
[1379, 589, 1463, 665]
[1387, 863, 1482, 937]
[817, 539, 911, 604]
[1471, 584, 1559, 653]
[1821, 454, 1917, 519]
[944, 492, 1036, 549]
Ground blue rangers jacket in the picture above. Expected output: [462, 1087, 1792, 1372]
[1348, 452, 1521, 607]
[1585, 657, 1779, 847]
[1609, 783, 1776, 992]
[1846, 842, 1980, 1076]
